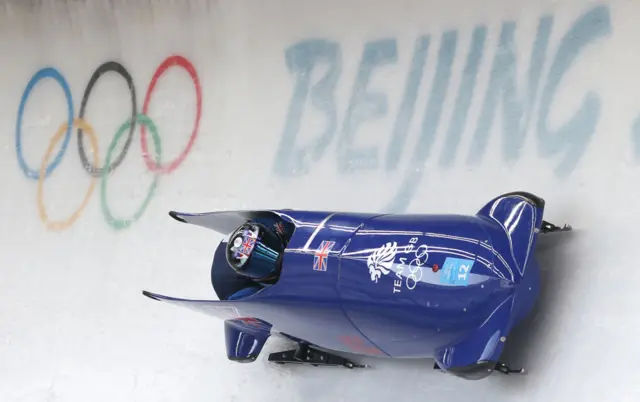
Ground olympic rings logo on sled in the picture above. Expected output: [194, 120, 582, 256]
[15, 55, 202, 231]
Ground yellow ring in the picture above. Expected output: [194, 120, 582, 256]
[37, 118, 100, 231]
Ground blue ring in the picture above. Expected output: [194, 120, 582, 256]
[16, 67, 73, 180]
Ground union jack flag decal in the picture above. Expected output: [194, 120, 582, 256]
[240, 237, 256, 255]
[274, 221, 285, 235]
[313, 240, 335, 271]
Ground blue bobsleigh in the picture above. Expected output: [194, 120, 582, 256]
[142, 191, 571, 379]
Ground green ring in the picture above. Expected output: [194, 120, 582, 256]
[100, 113, 162, 230]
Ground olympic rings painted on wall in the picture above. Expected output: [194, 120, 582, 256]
[101, 114, 161, 230]
[38, 118, 99, 231]
[141, 56, 202, 174]
[16, 67, 74, 180]
[77, 61, 136, 177]
[16, 55, 202, 231]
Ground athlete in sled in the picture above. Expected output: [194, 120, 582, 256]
[142, 191, 570, 380]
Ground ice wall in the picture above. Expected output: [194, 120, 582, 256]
[0, 0, 636, 401]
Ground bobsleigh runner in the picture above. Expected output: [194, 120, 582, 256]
[142, 191, 571, 380]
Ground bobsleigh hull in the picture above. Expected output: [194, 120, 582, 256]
[143, 191, 570, 379]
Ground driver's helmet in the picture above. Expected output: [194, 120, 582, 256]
[226, 221, 284, 281]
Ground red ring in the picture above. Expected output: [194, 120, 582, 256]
[140, 55, 202, 174]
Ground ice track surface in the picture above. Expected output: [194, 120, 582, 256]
[0, 0, 638, 401]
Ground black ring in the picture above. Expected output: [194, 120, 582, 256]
[77, 61, 137, 177]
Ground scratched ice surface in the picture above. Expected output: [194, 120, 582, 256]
[0, 0, 638, 401]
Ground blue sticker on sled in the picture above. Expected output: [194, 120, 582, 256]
[440, 257, 475, 286]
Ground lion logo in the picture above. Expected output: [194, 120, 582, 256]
[367, 241, 398, 282]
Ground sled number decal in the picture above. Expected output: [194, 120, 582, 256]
[440, 257, 474, 286]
